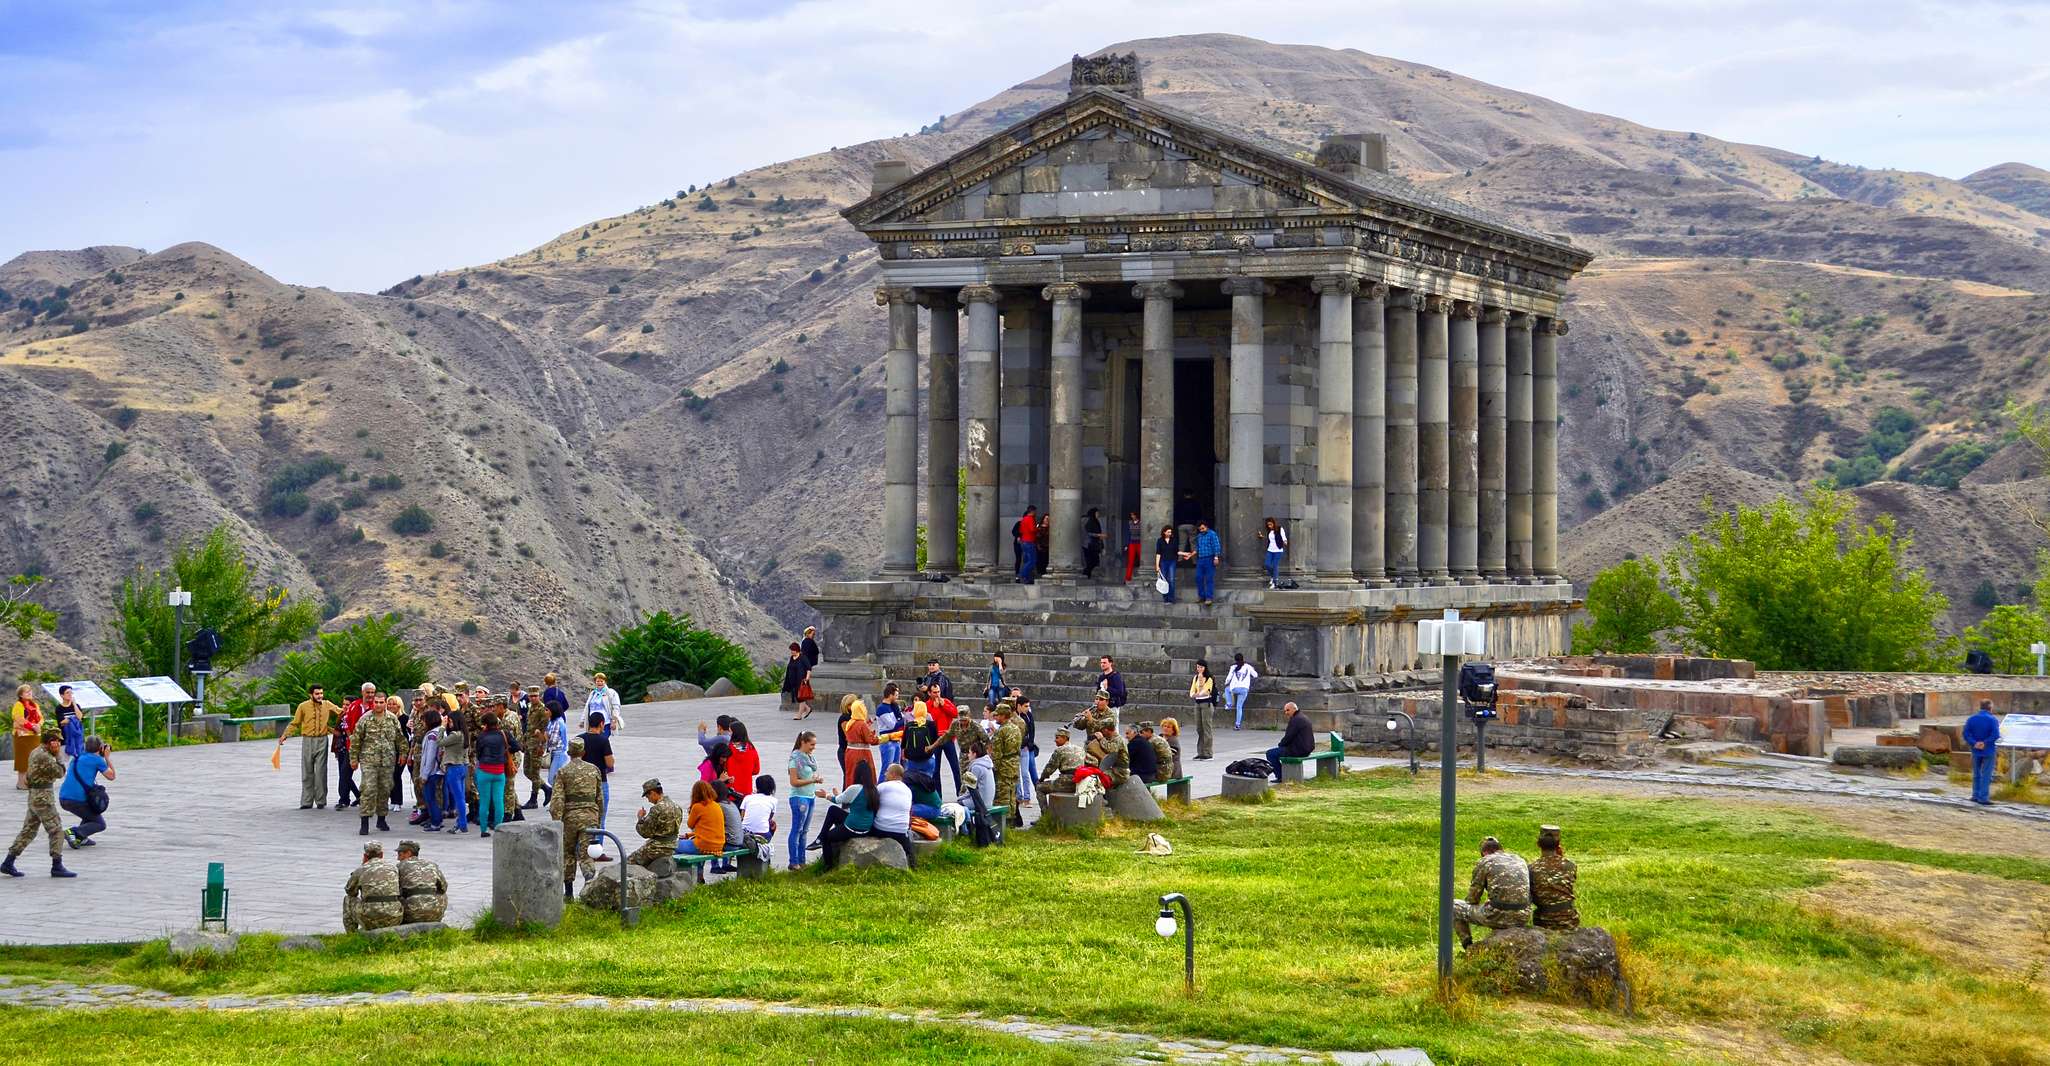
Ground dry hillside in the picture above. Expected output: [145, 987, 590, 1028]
[7, 32, 2050, 676]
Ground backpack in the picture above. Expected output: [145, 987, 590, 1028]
[963, 788, 1002, 847]
[1225, 757, 1272, 779]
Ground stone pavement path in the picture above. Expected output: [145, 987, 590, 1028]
[0, 691, 1350, 944]
[0, 976, 1432, 1066]
[1498, 758, 2050, 824]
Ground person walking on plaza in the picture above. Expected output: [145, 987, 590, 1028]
[1188, 660, 1217, 761]
[580, 711, 615, 829]
[991, 702, 1024, 827]
[545, 703, 569, 789]
[1530, 825, 1579, 930]
[927, 678, 963, 791]
[551, 737, 603, 900]
[395, 840, 448, 924]
[1082, 508, 1105, 579]
[1014, 692, 1039, 808]
[1260, 517, 1289, 589]
[586, 673, 623, 736]
[800, 627, 821, 671]
[1964, 700, 2002, 806]
[873, 684, 905, 771]
[1224, 653, 1259, 731]
[58, 735, 113, 848]
[419, 711, 446, 832]
[1191, 519, 1223, 605]
[11, 685, 42, 791]
[1266, 702, 1316, 781]
[342, 841, 403, 933]
[1454, 836, 1532, 949]
[440, 710, 469, 834]
[351, 695, 405, 835]
[335, 682, 376, 809]
[542, 672, 570, 721]
[782, 643, 814, 720]
[521, 685, 548, 810]
[1155, 524, 1179, 603]
[1, 726, 74, 877]
[472, 711, 514, 837]
[786, 731, 825, 869]
[1016, 505, 1040, 584]
[1123, 511, 1143, 583]
[279, 684, 340, 809]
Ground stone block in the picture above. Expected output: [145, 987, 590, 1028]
[170, 930, 238, 958]
[579, 862, 656, 910]
[738, 849, 769, 879]
[1040, 790, 1104, 830]
[645, 680, 703, 702]
[1947, 750, 1973, 775]
[651, 874, 694, 903]
[1279, 759, 1308, 784]
[1822, 696, 1852, 729]
[988, 169, 1021, 196]
[1463, 925, 1630, 1012]
[640, 855, 677, 879]
[278, 935, 326, 953]
[1221, 773, 1272, 801]
[1832, 745, 1921, 769]
[1107, 776, 1164, 821]
[705, 677, 741, 699]
[1874, 732, 1919, 748]
[364, 921, 448, 940]
[909, 837, 944, 864]
[492, 820, 564, 929]
[840, 836, 912, 870]
[1917, 724, 1956, 754]
[1021, 165, 1060, 193]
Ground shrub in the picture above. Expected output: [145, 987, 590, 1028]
[113, 406, 139, 429]
[368, 474, 404, 491]
[312, 500, 341, 526]
[641, 323, 655, 334]
[390, 505, 434, 536]
[132, 502, 159, 524]
[591, 610, 770, 703]
[607, 284, 622, 294]
[268, 490, 311, 518]
[428, 540, 448, 559]
[1570, 558, 1681, 654]
[104, 442, 127, 464]
[340, 490, 367, 510]
[271, 376, 300, 389]
[258, 613, 432, 707]
[460, 619, 481, 636]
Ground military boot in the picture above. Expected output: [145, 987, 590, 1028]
[509, 804, 525, 822]
[50, 857, 76, 878]
[376, 816, 391, 832]
[359, 817, 370, 836]
[0, 853, 21, 877]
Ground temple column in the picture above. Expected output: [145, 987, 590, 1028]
[1223, 277, 1271, 585]
[960, 285, 1003, 577]
[1417, 294, 1451, 584]
[1385, 290, 1420, 584]
[1507, 314, 1534, 580]
[923, 293, 959, 574]
[1478, 306, 1508, 582]
[1533, 318, 1566, 582]
[1312, 276, 1357, 584]
[1044, 283, 1088, 578]
[1449, 301, 1480, 584]
[1135, 282, 1182, 541]
[1351, 282, 1388, 584]
[880, 287, 920, 574]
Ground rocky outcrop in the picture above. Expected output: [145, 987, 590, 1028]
[1462, 926, 1632, 1012]
[645, 680, 704, 702]
[579, 863, 656, 909]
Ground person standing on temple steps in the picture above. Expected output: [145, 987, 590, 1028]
[1082, 508, 1105, 579]
[1261, 517, 1290, 589]
[1016, 506, 1040, 584]
[1123, 511, 1143, 583]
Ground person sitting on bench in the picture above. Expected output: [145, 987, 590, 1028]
[1127, 722, 1160, 784]
[1267, 702, 1315, 782]
[816, 762, 916, 869]
[675, 780, 725, 858]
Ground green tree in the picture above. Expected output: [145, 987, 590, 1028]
[107, 525, 322, 694]
[591, 610, 768, 703]
[1962, 604, 2049, 675]
[259, 613, 432, 705]
[1665, 487, 1950, 670]
[915, 469, 969, 571]
[1569, 558, 1681, 654]
[0, 574, 59, 641]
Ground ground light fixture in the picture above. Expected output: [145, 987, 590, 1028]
[581, 828, 640, 927]
[1384, 709, 1419, 775]
[1417, 610, 1486, 991]
[1156, 892, 1194, 994]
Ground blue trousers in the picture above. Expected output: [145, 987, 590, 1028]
[442, 766, 468, 831]
[1972, 751, 1996, 803]
[1018, 541, 1038, 583]
[879, 740, 901, 771]
[940, 740, 961, 792]
[1160, 563, 1175, 603]
[424, 771, 445, 828]
[1264, 550, 1283, 585]
[1225, 686, 1251, 727]
[1266, 746, 1287, 781]
[787, 796, 815, 867]
[1195, 559, 1217, 601]
[476, 770, 506, 830]
[1019, 748, 1039, 802]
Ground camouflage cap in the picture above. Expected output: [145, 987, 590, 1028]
[525, 685, 542, 694]
[642, 778, 663, 794]
[568, 736, 586, 754]
[1537, 825, 1562, 846]
[1054, 726, 1071, 739]
[363, 842, 384, 857]
[1137, 721, 1156, 732]
[39, 724, 62, 742]
[397, 840, 420, 855]
[1481, 835, 1501, 849]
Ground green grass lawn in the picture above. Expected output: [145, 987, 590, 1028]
[3, 771, 2046, 1066]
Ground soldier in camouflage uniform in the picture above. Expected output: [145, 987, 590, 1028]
[522, 685, 548, 809]
[1142, 722, 1175, 780]
[550, 736, 603, 900]
[395, 840, 448, 924]
[1071, 693, 1115, 739]
[343, 841, 405, 932]
[1529, 824, 1579, 931]
[1453, 836, 1531, 948]
[629, 779, 682, 867]
[351, 696, 405, 834]
[1, 727, 74, 878]
[1036, 726, 1085, 796]
[990, 703, 1024, 826]
[406, 695, 427, 816]
[1094, 724, 1131, 787]
[937, 700, 985, 799]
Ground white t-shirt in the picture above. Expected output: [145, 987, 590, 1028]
[1266, 528, 1288, 553]
[874, 780, 913, 834]
[740, 792, 775, 835]
[1226, 663, 1259, 690]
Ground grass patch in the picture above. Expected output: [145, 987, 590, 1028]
[4, 773, 2047, 1065]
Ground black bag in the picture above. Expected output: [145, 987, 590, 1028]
[69, 758, 109, 817]
[963, 789, 1001, 847]
[1225, 757, 1272, 779]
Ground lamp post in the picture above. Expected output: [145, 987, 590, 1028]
[583, 828, 641, 927]
[1417, 609, 1485, 992]
[1155, 892, 1194, 994]
[2033, 641, 2047, 678]
[167, 587, 192, 741]
[1384, 710, 1418, 775]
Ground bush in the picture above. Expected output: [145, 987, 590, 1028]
[640, 323, 655, 334]
[132, 502, 159, 524]
[104, 442, 127, 465]
[591, 610, 770, 703]
[271, 376, 300, 390]
[460, 619, 481, 636]
[607, 284, 622, 294]
[1570, 558, 1681, 654]
[368, 474, 404, 492]
[259, 613, 432, 708]
[428, 540, 448, 559]
[267, 490, 311, 518]
[1963, 604, 2050, 675]
[311, 500, 341, 526]
[113, 406, 139, 430]
[390, 505, 434, 536]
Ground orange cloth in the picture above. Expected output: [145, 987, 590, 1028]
[687, 800, 725, 853]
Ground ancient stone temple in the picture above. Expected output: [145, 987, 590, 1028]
[807, 55, 1592, 726]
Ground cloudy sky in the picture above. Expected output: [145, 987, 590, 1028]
[6, 1, 2046, 291]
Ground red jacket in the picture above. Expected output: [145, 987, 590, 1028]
[728, 742, 761, 795]
[342, 697, 374, 738]
[930, 697, 958, 734]
[1020, 515, 1038, 544]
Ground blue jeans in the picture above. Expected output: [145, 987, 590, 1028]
[442, 766, 468, 831]
[424, 771, 445, 828]
[1019, 541, 1038, 583]
[1225, 686, 1250, 727]
[1972, 751, 1996, 803]
[1020, 748, 1038, 802]
[1266, 746, 1286, 782]
[1159, 562, 1175, 603]
[676, 840, 707, 856]
[879, 740, 901, 771]
[787, 796, 816, 867]
[477, 770, 506, 830]
[600, 779, 610, 827]
[1265, 550, 1283, 585]
[1195, 559, 1217, 601]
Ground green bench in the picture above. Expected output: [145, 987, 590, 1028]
[1279, 738, 1346, 783]
[1154, 776, 1194, 803]
[676, 848, 753, 883]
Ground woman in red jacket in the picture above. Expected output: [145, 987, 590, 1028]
[726, 720, 761, 796]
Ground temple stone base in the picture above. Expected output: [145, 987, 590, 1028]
[805, 578, 1573, 730]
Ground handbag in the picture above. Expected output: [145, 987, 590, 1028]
[69, 757, 109, 817]
[1154, 576, 1171, 595]
[797, 680, 815, 702]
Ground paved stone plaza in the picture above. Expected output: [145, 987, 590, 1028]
[0, 692, 1349, 945]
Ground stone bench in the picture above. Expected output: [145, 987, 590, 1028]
[1279, 750, 1343, 783]
[1037, 791, 1104, 831]
[676, 848, 753, 883]
[1221, 773, 1273, 801]
[909, 836, 944, 863]
[839, 835, 913, 869]
[1154, 775, 1193, 804]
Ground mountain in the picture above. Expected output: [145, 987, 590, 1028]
[7, 32, 2049, 676]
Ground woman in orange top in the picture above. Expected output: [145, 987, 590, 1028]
[678, 780, 725, 856]
[11, 684, 43, 790]
[841, 698, 880, 790]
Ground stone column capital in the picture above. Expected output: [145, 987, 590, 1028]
[916, 289, 956, 310]
[1480, 306, 1508, 325]
[1132, 281, 1184, 302]
[1357, 281, 1390, 301]
[1040, 282, 1090, 303]
[1219, 276, 1274, 299]
[958, 284, 1001, 306]
[1545, 319, 1571, 337]
[1506, 311, 1535, 332]
[1421, 294, 1451, 315]
[1450, 300, 1479, 320]
[1311, 275, 1361, 297]
[875, 286, 919, 307]
[1387, 289, 1420, 311]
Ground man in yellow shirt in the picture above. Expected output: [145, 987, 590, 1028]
[279, 685, 341, 809]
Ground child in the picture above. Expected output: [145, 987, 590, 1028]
[740, 773, 777, 860]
